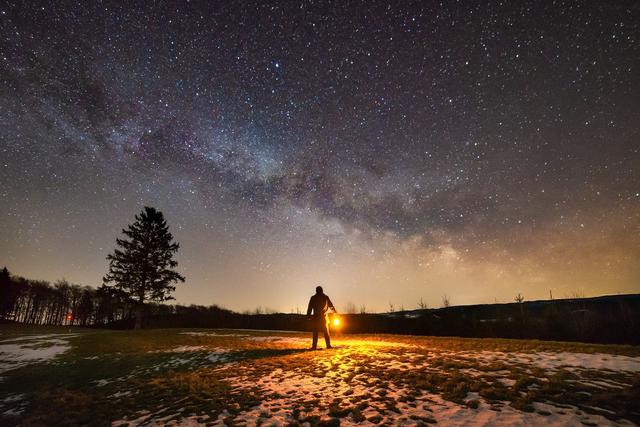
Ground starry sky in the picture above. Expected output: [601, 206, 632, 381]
[1, 1, 638, 313]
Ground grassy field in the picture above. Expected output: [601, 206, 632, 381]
[1, 325, 639, 426]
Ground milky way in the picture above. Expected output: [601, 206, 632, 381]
[1, 1, 638, 311]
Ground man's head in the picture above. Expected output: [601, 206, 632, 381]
[315, 285, 323, 294]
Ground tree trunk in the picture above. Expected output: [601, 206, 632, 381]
[134, 301, 144, 329]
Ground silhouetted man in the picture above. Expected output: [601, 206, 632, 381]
[307, 285, 336, 350]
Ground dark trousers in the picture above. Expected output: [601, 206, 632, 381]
[311, 315, 331, 349]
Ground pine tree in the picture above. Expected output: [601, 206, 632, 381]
[103, 207, 185, 329]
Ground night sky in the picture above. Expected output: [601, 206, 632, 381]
[1, 1, 638, 312]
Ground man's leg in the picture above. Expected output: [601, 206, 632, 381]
[323, 319, 332, 349]
[312, 330, 319, 349]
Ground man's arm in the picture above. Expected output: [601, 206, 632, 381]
[307, 297, 313, 317]
[327, 296, 336, 313]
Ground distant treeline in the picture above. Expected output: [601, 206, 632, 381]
[109, 294, 640, 345]
[1, 267, 638, 344]
[0, 267, 235, 327]
[368, 295, 640, 345]
[0, 267, 129, 326]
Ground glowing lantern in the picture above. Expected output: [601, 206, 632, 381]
[66, 313, 73, 322]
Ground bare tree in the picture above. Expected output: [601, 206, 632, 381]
[388, 302, 395, 313]
[570, 290, 586, 299]
[343, 301, 357, 314]
[441, 295, 451, 308]
[359, 304, 367, 314]
[418, 298, 427, 309]
[515, 293, 525, 323]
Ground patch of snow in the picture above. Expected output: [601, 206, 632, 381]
[94, 379, 113, 387]
[3, 407, 25, 416]
[0, 393, 27, 417]
[0, 335, 73, 374]
[496, 377, 516, 387]
[141, 347, 230, 373]
[180, 332, 250, 337]
[245, 336, 308, 343]
[513, 351, 640, 372]
[0, 333, 78, 343]
[219, 337, 636, 426]
[2, 394, 25, 404]
[408, 394, 633, 427]
[108, 390, 132, 398]
[112, 410, 153, 426]
[206, 352, 227, 363]
[451, 350, 640, 373]
[245, 336, 278, 342]
[163, 345, 206, 353]
[224, 328, 301, 334]
[227, 366, 634, 427]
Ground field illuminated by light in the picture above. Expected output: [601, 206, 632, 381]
[1, 326, 639, 426]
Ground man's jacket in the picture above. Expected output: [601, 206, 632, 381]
[307, 293, 335, 317]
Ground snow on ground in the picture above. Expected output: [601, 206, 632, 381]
[155, 346, 230, 367]
[244, 336, 417, 349]
[471, 350, 640, 372]
[0, 393, 27, 417]
[0, 333, 77, 342]
[0, 334, 76, 374]
[401, 394, 635, 427]
[519, 351, 640, 372]
[110, 333, 640, 425]
[218, 335, 639, 426]
[153, 349, 229, 370]
[3, 330, 638, 426]
[161, 345, 207, 352]
[245, 336, 310, 345]
[180, 331, 251, 337]
[225, 363, 635, 426]
[95, 346, 232, 390]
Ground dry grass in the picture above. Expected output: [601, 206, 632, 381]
[0, 327, 639, 425]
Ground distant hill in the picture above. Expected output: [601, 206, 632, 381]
[367, 293, 640, 344]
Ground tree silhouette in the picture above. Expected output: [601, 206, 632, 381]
[0, 267, 16, 319]
[103, 206, 185, 329]
[442, 295, 451, 308]
[515, 293, 525, 324]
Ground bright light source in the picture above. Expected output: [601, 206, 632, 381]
[333, 317, 340, 326]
